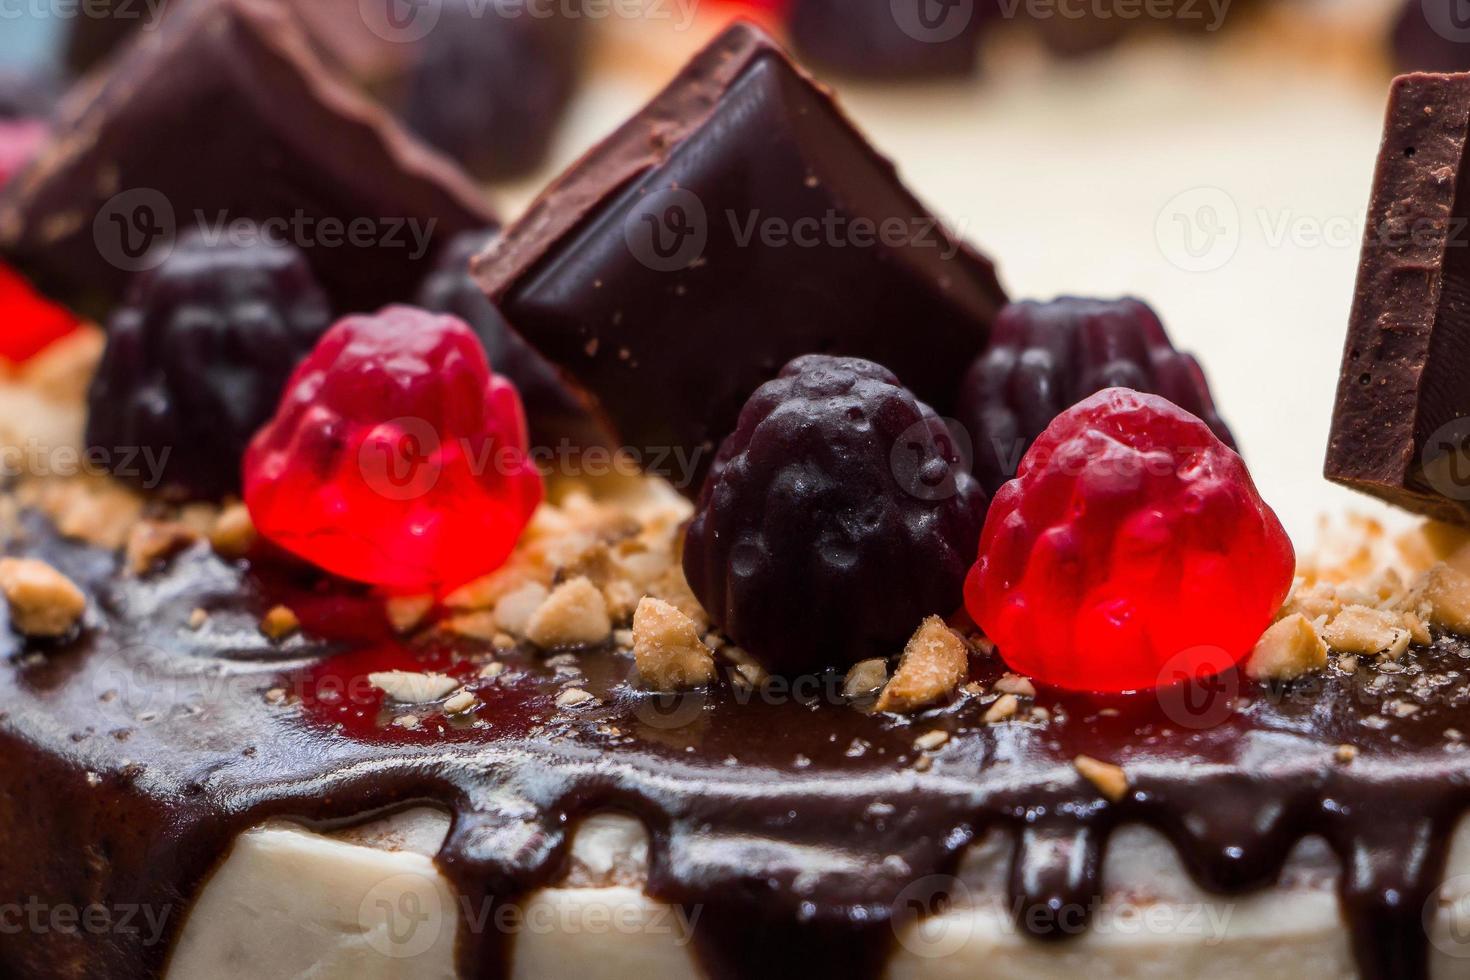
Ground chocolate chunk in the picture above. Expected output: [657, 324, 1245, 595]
[403, 0, 586, 180]
[1327, 72, 1470, 524]
[1392, 1, 1470, 74]
[788, 0, 987, 80]
[4, 0, 493, 317]
[416, 228, 601, 449]
[474, 23, 1008, 495]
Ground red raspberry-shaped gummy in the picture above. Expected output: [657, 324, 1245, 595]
[965, 388, 1292, 693]
[0, 261, 77, 363]
[244, 306, 543, 592]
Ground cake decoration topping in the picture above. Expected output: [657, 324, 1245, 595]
[873, 615, 970, 714]
[683, 355, 987, 676]
[0, 261, 79, 365]
[243, 306, 542, 593]
[966, 387, 1294, 693]
[474, 22, 1007, 494]
[958, 297, 1233, 496]
[631, 596, 718, 692]
[0, 556, 85, 639]
[86, 231, 332, 500]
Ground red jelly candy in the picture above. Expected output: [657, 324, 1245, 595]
[244, 306, 543, 592]
[965, 388, 1294, 693]
[0, 261, 77, 363]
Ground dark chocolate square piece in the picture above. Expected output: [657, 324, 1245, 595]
[1327, 72, 1470, 523]
[474, 22, 1007, 494]
[1, 0, 494, 316]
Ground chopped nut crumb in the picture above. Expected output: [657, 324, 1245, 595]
[393, 713, 421, 730]
[1422, 563, 1470, 635]
[492, 632, 516, 651]
[187, 608, 208, 630]
[493, 581, 550, 636]
[442, 689, 478, 715]
[556, 687, 596, 708]
[632, 597, 716, 692]
[647, 566, 711, 633]
[993, 673, 1036, 698]
[259, 605, 300, 641]
[1335, 744, 1358, 764]
[125, 520, 197, 575]
[875, 617, 968, 714]
[208, 503, 256, 560]
[983, 693, 1020, 724]
[843, 658, 889, 700]
[1323, 605, 1411, 660]
[264, 688, 288, 705]
[479, 661, 506, 679]
[385, 595, 434, 634]
[1245, 614, 1328, 681]
[613, 628, 635, 648]
[444, 611, 500, 643]
[913, 729, 950, 752]
[369, 670, 459, 703]
[912, 754, 934, 773]
[1074, 755, 1129, 802]
[0, 557, 86, 638]
[525, 577, 611, 649]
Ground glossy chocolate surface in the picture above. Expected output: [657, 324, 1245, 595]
[1328, 73, 1470, 524]
[0, 0, 494, 318]
[475, 24, 1008, 495]
[4, 507, 1470, 979]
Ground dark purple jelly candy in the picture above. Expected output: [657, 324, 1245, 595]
[684, 355, 988, 676]
[403, 0, 585, 181]
[957, 297, 1234, 496]
[787, 0, 988, 80]
[416, 229, 596, 450]
[86, 230, 332, 500]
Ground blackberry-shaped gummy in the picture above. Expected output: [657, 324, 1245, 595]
[402, 0, 585, 180]
[416, 229, 594, 448]
[684, 355, 988, 675]
[957, 297, 1233, 496]
[86, 231, 332, 499]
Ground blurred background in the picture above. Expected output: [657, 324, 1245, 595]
[0, 0, 1462, 545]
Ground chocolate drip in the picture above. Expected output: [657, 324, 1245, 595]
[6, 512, 1470, 980]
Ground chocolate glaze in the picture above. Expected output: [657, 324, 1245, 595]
[5, 507, 1470, 979]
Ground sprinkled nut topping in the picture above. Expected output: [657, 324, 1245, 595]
[632, 597, 716, 692]
[1074, 755, 1129, 802]
[875, 616, 967, 714]
[842, 659, 888, 700]
[1324, 605, 1411, 660]
[1422, 564, 1470, 635]
[983, 693, 1020, 724]
[0, 557, 85, 638]
[259, 605, 300, 641]
[208, 502, 256, 559]
[993, 672, 1037, 698]
[385, 595, 434, 634]
[556, 688, 596, 708]
[1246, 614, 1328, 681]
[125, 520, 197, 575]
[369, 671, 459, 703]
[525, 577, 611, 649]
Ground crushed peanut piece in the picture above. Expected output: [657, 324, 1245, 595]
[479, 661, 506, 679]
[1422, 564, 1470, 635]
[444, 611, 500, 643]
[0, 557, 85, 637]
[983, 693, 1020, 724]
[842, 658, 889, 700]
[187, 608, 208, 630]
[556, 687, 596, 708]
[385, 595, 434, 634]
[875, 617, 968, 714]
[1335, 744, 1358, 764]
[632, 597, 716, 692]
[443, 562, 541, 612]
[208, 503, 256, 559]
[442, 690, 478, 715]
[125, 520, 197, 575]
[260, 605, 300, 641]
[1323, 605, 1411, 660]
[393, 714, 421, 730]
[369, 671, 459, 703]
[1074, 755, 1129, 802]
[493, 581, 550, 636]
[993, 673, 1036, 698]
[264, 688, 288, 705]
[647, 566, 711, 633]
[1245, 614, 1328, 681]
[913, 730, 950, 752]
[525, 577, 611, 648]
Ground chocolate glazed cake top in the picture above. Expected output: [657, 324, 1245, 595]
[2, 508, 1470, 980]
